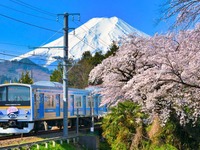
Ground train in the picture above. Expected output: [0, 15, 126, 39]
[0, 81, 107, 134]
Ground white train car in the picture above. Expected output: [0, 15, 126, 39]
[0, 81, 107, 134]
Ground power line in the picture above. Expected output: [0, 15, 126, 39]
[40, 28, 63, 46]
[0, 57, 76, 79]
[0, 4, 56, 22]
[74, 34, 103, 55]
[0, 33, 95, 62]
[0, 51, 59, 67]
[0, 59, 51, 81]
[0, 27, 63, 57]
[0, 57, 59, 68]
[0, 13, 62, 33]
[9, 0, 56, 17]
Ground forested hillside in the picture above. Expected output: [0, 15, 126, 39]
[50, 41, 119, 88]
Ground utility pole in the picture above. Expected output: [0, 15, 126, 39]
[62, 12, 69, 138]
[33, 13, 79, 137]
[58, 12, 80, 138]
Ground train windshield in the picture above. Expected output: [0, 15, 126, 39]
[0, 85, 30, 106]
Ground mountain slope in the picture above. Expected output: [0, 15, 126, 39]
[0, 58, 50, 83]
[12, 17, 149, 69]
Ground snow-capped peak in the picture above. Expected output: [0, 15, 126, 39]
[12, 16, 149, 69]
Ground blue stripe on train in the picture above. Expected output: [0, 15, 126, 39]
[44, 108, 56, 112]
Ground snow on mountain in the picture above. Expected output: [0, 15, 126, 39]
[12, 17, 149, 69]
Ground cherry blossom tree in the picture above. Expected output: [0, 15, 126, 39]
[159, 0, 200, 29]
[89, 24, 200, 126]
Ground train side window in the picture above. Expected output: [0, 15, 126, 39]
[34, 94, 37, 103]
[69, 95, 74, 105]
[36, 93, 40, 102]
[51, 95, 54, 107]
[0, 87, 6, 101]
[45, 94, 55, 108]
[87, 96, 94, 107]
[98, 96, 102, 106]
[75, 95, 82, 108]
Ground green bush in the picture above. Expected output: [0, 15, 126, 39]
[102, 101, 200, 150]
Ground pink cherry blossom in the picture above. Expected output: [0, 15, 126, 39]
[89, 24, 200, 126]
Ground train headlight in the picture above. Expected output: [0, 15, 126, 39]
[25, 110, 30, 117]
[25, 110, 28, 114]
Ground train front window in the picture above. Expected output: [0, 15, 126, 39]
[0, 87, 6, 101]
[8, 86, 30, 102]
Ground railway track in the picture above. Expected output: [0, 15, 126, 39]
[0, 129, 63, 148]
[0, 125, 101, 148]
[0, 129, 62, 141]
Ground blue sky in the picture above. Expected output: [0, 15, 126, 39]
[0, 0, 168, 58]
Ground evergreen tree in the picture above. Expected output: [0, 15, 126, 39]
[50, 62, 63, 83]
[82, 51, 93, 60]
[104, 41, 119, 58]
[90, 51, 105, 66]
[19, 71, 33, 84]
[68, 52, 94, 88]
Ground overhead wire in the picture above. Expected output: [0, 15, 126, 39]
[0, 51, 59, 67]
[0, 1, 64, 62]
[0, 14, 62, 33]
[0, 57, 74, 73]
[73, 34, 104, 56]
[41, 28, 63, 46]
[0, 47, 77, 71]
[0, 58, 51, 80]
[0, 16, 109, 69]
[0, 4, 56, 22]
[0, 1, 64, 71]
[57, 19, 107, 58]
[9, 0, 56, 17]
[0, 57, 47, 67]
[0, 26, 64, 67]
[73, 20, 111, 48]
[0, 1, 72, 80]
[0, 1, 114, 70]
[0, 2, 111, 60]
[0, 41, 62, 60]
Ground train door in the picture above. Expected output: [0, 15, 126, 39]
[94, 94, 99, 115]
[56, 94, 60, 117]
[39, 93, 44, 119]
[34, 94, 38, 119]
[69, 95, 74, 116]
[82, 96, 86, 115]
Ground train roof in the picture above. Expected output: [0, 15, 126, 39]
[0, 81, 92, 94]
[0, 82, 31, 88]
[33, 81, 90, 94]
[85, 85, 102, 94]
[33, 81, 63, 88]
[0, 81, 62, 88]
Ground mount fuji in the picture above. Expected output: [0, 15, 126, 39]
[12, 16, 149, 70]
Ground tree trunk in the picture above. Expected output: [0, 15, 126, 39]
[130, 125, 143, 150]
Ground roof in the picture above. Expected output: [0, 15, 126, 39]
[33, 81, 63, 88]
